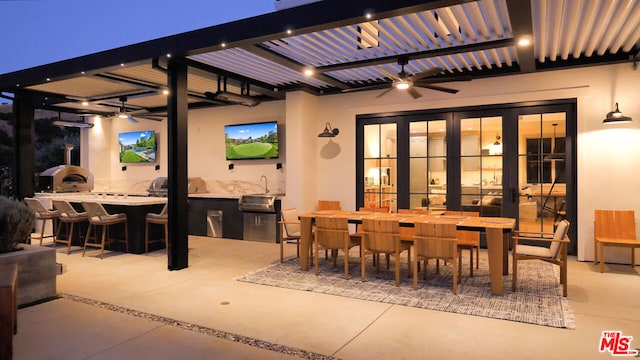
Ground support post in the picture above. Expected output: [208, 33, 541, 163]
[166, 59, 189, 270]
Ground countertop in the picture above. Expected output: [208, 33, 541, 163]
[35, 193, 167, 206]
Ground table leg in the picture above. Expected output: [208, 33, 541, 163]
[503, 232, 510, 275]
[300, 217, 313, 271]
[485, 228, 504, 296]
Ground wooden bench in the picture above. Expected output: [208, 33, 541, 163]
[594, 210, 640, 273]
[0, 263, 18, 359]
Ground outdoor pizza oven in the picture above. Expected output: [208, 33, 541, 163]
[38, 144, 94, 192]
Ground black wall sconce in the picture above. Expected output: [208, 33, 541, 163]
[276, 163, 282, 169]
[318, 122, 339, 137]
[155, 165, 160, 171]
[228, 164, 234, 170]
[603, 102, 633, 124]
[121, 166, 127, 171]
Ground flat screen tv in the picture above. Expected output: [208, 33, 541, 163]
[224, 121, 279, 160]
[118, 130, 157, 163]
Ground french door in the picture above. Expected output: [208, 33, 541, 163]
[356, 99, 577, 254]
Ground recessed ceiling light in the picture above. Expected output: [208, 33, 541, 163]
[286, 29, 292, 35]
[365, 12, 372, 20]
[303, 68, 314, 76]
[82, 101, 89, 106]
[518, 36, 532, 47]
[162, 89, 169, 95]
[221, 42, 226, 48]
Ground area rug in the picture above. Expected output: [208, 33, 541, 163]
[236, 252, 575, 329]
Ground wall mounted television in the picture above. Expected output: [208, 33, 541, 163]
[224, 121, 279, 160]
[118, 130, 157, 163]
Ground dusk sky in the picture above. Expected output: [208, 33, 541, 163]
[0, 0, 276, 75]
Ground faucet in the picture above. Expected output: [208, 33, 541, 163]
[260, 175, 269, 194]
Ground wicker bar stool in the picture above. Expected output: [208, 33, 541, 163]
[145, 204, 168, 254]
[24, 198, 59, 246]
[81, 201, 128, 259]
[52, 200, 88, 254]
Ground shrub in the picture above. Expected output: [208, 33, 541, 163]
[0, 196, 35, 253]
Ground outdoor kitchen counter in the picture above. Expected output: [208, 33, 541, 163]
[35, 193, 167, 255]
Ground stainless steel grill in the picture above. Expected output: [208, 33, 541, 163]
[148, 177, 208, 197]
[238, 194, 276, 213]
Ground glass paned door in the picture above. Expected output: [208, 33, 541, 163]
[363, 123, 397, 212]
[459, 116, 503, 216]
[409, 120, 446, 211]
[517, 113, 566, 234]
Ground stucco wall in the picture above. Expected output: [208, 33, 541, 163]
[87, 62, 640, 264]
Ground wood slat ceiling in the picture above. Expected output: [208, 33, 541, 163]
[2, 0, 637, 118]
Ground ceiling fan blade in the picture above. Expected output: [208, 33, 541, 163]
[127, 115, 139, 124]
[410, 67, 444, 82]
[342, 83, 390, 93]
[379, 66, 402, 81]
[415, 84, 459, 94]
[407, 87, 422, 99]
[375, 87, 395, 98]
[415, 75, 472, 84]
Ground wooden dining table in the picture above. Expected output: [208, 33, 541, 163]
[298, 210, 516, 296]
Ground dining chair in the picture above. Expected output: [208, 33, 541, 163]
[412, 221, 459, 293]
[279, 208, 308, 263]
[352, 207, 391, 267]
[361, 217, 411, 286]
[316, 200, 342, 211]
[81, 201, 128, 259]
[594, 210, 639, 273]
[145, 204, 168, 254]
[51, 200, 88, 254]
[24, 198, 59, 246]
[314, 216, 359, 279]
[445, 210, 480, 277]
[512, 219, 570, 296]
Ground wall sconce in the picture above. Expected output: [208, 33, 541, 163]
[318, 122, 339, 137]
[489, 134, 502, 155]
[276, 163, 282, 169]
[155, 165, 160, 171]
[603, 102, 632, 124]
[121, 166, 127, 171]
[228, 164, 234, 170]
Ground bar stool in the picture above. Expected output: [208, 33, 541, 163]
[52, 200, 88, 254]
[145, 204, 168, 254]
[81, 201, 128, 259]
[24, 198, 59, 246]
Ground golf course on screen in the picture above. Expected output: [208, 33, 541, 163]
[225, 122, 278, 160]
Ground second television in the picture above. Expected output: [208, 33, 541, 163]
[224, 121, 279, 160]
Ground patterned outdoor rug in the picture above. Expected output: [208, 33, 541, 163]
[236, 252, 575, 329]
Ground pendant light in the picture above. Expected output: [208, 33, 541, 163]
[544, 123, 564, 161]
[603, 103, 632, 124]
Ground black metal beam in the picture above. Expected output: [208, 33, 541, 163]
[318, 39, 514, 73]
[239, 44, 350, 89]
[166, 59, 189, 270]
[505, 0, 535, 73]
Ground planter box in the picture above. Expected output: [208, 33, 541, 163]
[0, 245, 57, 306]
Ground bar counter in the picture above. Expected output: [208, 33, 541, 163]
[35, 193, 167, 255]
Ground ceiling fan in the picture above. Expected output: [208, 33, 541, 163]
[106, 97, 164, 123]
[345, 57, 470, 99]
